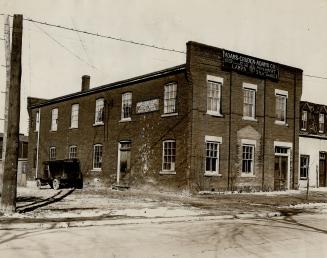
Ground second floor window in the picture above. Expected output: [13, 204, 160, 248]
[95, 98, 104, 124]
[70, 104, 79, 128]
[301, 110, 307, 130]
[121, 92, 132, 120]
[49, 147, 56, 161]
[164, 83, 177, 114]
[243, 88, 256, 119]
[276, 94, 287, 122]
[300, 155, 309, 179]
[207, 81, 222, 115]
[51, 108, 58, 131]
[319, 113, 325, 133]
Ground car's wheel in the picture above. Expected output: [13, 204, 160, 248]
[36, 179, 42, 189]
[52, 178, 60, 190]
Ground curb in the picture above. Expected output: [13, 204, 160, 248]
[0, 212, 282, 230]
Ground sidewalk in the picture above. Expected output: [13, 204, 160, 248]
[0, 185, 326, 229]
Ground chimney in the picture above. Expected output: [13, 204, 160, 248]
[81, 75, 90, 92]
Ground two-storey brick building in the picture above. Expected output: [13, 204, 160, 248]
[299, 101, 327, 188]
[27, 41, 303, 192]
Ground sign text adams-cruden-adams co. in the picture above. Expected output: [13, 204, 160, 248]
[222, 50, 279, 80]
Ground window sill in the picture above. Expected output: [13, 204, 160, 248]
[93, 122, 104, 127]
[69, 126, 79, 129]
[91, 168, 102, 172]
[300, 178, 308, 180]
[159, 171, 176, 175]
[319, 131, 324, 134]
[242, 116, 257, 122]
[240, 173, 256, 178]
[275, 120, 288, 126]
[300, 128, 307, 131]
[206, 111, 223, 117]
[204, 172, 222, 177]
[161, 113, 178, 118]
[119, 118, 132, 123]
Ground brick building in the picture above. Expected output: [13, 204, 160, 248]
[299, 101, 327, 188]
[27, 41, 303, 192]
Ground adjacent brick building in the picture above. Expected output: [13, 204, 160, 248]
[27, 41, 303, 192]
[299, 101, 327, 188]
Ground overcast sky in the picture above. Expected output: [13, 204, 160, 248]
[0, 0, 326, 134]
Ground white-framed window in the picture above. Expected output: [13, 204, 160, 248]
[205, 136, 222, 176]
[164, 82, 177, 114]
[300, 155, 309, 179]
[319, 113, 325, 133]
[121, 92, 132, 120]
[68, 145, 77, 159]
[275, 90, 287, 123]
[35, 111, 40, 132]
[95, 98, 104, 124]
[162, 140, 176, 173]
[51, 108, 58, 131]
[93, 144, 103, 170]
[242, 143, 255, 174]
[243, 83, 256, 120]
[301, 110, 307, 130]
[49, 147, 56, 161]
[207, 79, 222, 115]
[70, 104, 79, 128]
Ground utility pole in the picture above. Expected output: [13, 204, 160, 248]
[0, 15, 11, 193]
[0, 14, 23, 213]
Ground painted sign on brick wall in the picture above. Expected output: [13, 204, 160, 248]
[136, 99, 159, 114]
[223, 50, 279, 80]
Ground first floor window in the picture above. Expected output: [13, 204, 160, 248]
[300, 155, 309, 179]
[164, 83, 177, 114]
[243, 88, 256, 119]
[95, 98, 104, 124]
[242, 144, 254, 174]
[205, 141, 219, 174]
[49, 147, 56, 161]
[69, 145, 77, 159]
[301, 110, 307, 130]
[276, 94, 287, 122]
[162, 140, 176, 172]
[319, 113, 325, 133]
[93, 144, 103, 170]
[121, 93, 132, 120]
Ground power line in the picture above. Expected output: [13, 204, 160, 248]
[304, 74, 327, 80]
[33, 22, 98, 70]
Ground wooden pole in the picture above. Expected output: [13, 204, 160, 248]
[0, 15, 11, 193]
[0, 14, 23, 213]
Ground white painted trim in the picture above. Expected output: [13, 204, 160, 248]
[275, 89, 288, 98]
[207, 75, 223, 84]
[206, 110, 223, 117]
[241, 139, 256, 146]
[204, 172, 222, 177]
[205, 135, 222, 143]
[161, 112, 178, 117]
[242, 116, 257, 122]
[117, 142, 121, 184]
[242, 82, 257, 91]
[119, 117, 132, 123]
[274, 120, 288, 126]
[35, 108, 41, 178]
[159, 171, 176, 175]
[274, 141, 293, 148]
[93, 122, 104, 126]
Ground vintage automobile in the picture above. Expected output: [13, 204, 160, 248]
[35, 159, 83, 190]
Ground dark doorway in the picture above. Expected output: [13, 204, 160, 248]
[319, 152, 326, 187]
[274, 155, 288, 190]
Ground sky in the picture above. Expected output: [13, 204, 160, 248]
[0, 0, 326, 135]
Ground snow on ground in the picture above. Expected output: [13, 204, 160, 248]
[199, 189, 301, 196]
[283, 203, 327, 213]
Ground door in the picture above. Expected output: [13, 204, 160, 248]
[274, 156, 288, 190]
[319, 152, 326, 187]
[117, 141, 131, 184]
